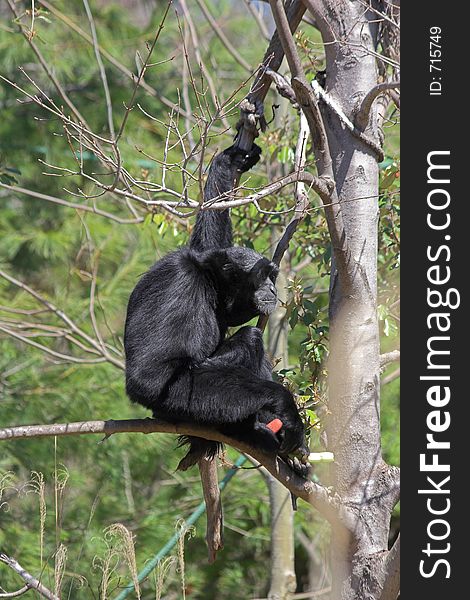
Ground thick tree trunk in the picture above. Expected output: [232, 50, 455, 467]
[313, 3, 398, 599]
[267, 248, 297, 600]
[267, 475, 297, 600]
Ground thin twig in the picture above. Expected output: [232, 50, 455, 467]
[179, 0, 230, 130]
[381, 368, 400, 386]
[195, 0, 251, 72]
[0, 269, 124, 369]
[82, 0, 115, 138]
[38, 0, 194, 122]
[115, 1, 173, 145]
[5, 0, 88, 126]
[0, 585, 29, 598]
[242, 0, 270, 40]
[0, 182, 143, 224]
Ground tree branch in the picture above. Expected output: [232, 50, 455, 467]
[356, 82, 401, 130]
[236, 0, 306, 150]
[202, 170, 332, 210]
[310, 80, 385, 161]
[379, 350, 400, 368]
[257, 112, 310, 330]
[251, 0, 306, 103]
[381, 368, 400, 386]
[195, 0, 251, 72]
[0, 183, 143, 225]
[0, 418, 340, 520]
[5, 0, 88, 127]
[379, 534, 400, 600]
[267, 0, 352, 294]
[0, 586, 29, 598]
[264, 68, 298, 107]
[242, 0, 270, 41]
[0, 554, 58, 600]
[0, 268, 124, 370]
[38, 0, 193, 122]
[82, 0, 115, 138]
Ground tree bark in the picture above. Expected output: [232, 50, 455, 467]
[267, 474, 297, 600]
[306, 2, 399, 598]
[266, 1, 400, 598]
[267, 248, 297, 600]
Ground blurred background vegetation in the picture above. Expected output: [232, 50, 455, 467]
[0, 1, 399, 598]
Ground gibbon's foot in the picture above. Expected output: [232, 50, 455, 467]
[281, 455, 313, 511]
[176, 437, 221, 471]
[224, 143, 261, 173]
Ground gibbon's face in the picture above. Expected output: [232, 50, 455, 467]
[219, 247, 279, 326]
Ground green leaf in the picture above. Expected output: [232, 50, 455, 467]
[289, 307, 299, 329]
[0, 173, 18, 185]
[278, 146, 294, 164]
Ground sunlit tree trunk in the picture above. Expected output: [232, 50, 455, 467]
[266, 233, 297, 600]
[266, 1, 400, 598]
[310, 3, 399, 598]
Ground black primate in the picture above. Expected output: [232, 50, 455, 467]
[124, 144, 307, 468]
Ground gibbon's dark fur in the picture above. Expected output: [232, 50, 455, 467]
[124, 144, 307, 468]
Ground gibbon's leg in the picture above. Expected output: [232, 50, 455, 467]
[173, 362, 306, 467]
[203, 326, 271, 378]
[202, 326, 293, 448]
[175, 326, 280, 470]
[184, 364, 306, 455]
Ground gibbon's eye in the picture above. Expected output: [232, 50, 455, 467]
[221, 263, 242, 283]
[269, 264, 279, 283]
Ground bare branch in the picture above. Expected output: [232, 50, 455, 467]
[381, 368, 400, 386]
[203, 170, 332, 210]
[250, 0, 306, 102]
[39, 0, 193, 122]
[242, 0, 270, 40]
[198, 457, 224, 563]
[379, 350, 400, 368]
[266, 1, 330, 171]
[310, 80, 385, 161]
[0, 554, 58, 600]
[5, 0, 88, 126]
[82, 0, 115, 138]
[0, 585, 29, 598]
[379, 534, 400, 600]
[257, 112, 310, 330]
[0, 324, 108, 365]
[179, 0, 230, 131]
[266, 0, 353, 293]
[195, 0, 252, 72]
[264, 68, 298, 107]
[0, 269, 124, 370]
[0, 183, 143, 224]
[115, 1, 172, 145]
[356, 81, 401, 130]
[235, 0, 306, 150]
